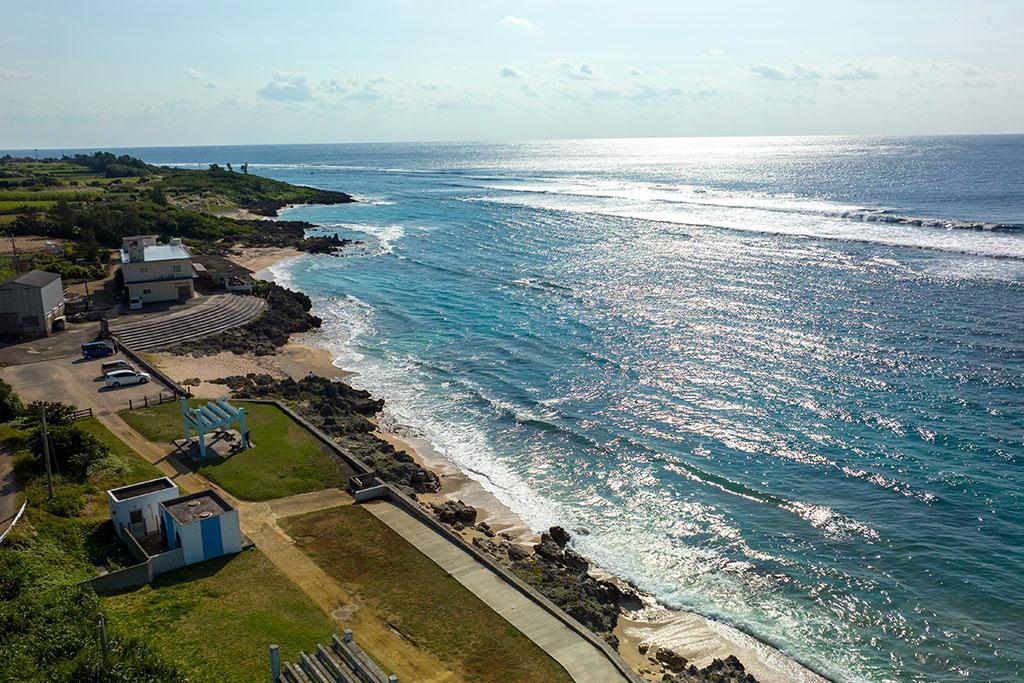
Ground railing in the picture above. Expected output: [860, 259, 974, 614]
[0, 501, 27, 546]
[127, 391, 180, 411]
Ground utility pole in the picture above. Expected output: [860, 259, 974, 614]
[8, 233, 20, 274]
[97, 613, 110, 667]
[41, 405, 53, 499]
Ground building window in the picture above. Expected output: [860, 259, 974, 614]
[172, 265, 182, 273]
[139, 267, 148, 273]
[143, 288, 152, 295]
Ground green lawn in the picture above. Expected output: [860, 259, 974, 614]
[102, 547, 335, 683]
[120, 401, 346, 501]
[281, 506, 573, 683]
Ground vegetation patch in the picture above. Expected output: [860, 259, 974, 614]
[0, 408, 185, 680]
[101, 548, 336, 683]
[120, 400, 347, 500]
[282, 506, 573, 683]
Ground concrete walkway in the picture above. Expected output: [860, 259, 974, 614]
[365, 500, 630, 683]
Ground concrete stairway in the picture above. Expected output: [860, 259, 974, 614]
[110, 294, 266, 351]
[276, 631, 395, 683]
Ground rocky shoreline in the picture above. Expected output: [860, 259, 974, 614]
[157, 254, 822, 683]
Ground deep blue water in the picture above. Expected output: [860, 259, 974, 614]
[84, 137, 1024, 681]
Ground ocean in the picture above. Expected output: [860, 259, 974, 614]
[136, 136, 1021, 682]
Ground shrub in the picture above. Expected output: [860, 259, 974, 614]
[0, 379, 22, 422]
[21, 401, 77, 428]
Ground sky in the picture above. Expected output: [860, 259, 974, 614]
[2, 0, 1023, 149]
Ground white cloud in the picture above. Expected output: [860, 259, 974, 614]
[521, 84, 539, 98]
[747, 62, 822, 81]
[498, 15, 536, 30]
[830, 62, 880, 81]
[185, 66, 205, 80]
[319, 74, 393, 101]
[554, 59, 600, 81]
[1, 69, 35, 79]
[257, 72, 314, 101]
[747, 61, 882, 82]
[499, 65, 522, 79]
[706, 48, 726, 57]
[627, 67, 643, 77]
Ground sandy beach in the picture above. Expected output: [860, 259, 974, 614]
[144, 245, 827, 683]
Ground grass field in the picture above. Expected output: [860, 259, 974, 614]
[281, 506, 573, 683]
[101, 547, 336, 683]
[120, 400, 346, 501]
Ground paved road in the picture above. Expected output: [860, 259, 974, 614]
[365, 500, 631, 683]
[0, 449, 19, 533]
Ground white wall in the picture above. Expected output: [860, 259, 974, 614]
[126, 278, 194, 303]
[108, 484, 180, 543]
[177, 521, 206, 565]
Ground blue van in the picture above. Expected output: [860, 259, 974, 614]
[81, 341, 115, 359]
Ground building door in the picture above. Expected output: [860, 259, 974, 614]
[177, 285, 191, 300]
[129, 509, 146, 537]
[0, 312, 18, 335]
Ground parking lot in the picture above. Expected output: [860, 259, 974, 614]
[1, 330, 174, 416]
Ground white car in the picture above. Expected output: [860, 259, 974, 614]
[129, 297, 143, 311]
[104, 369, 151, 387]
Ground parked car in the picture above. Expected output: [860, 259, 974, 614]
[104, 369, 150, 387]
[101, 360, 133, 374]
[81, 341, 115, 359]
[129, 297, 143, 311]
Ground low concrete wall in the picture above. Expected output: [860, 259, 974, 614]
[87, 561, 152, 593]
[113, 340, 188, 397]
[150, 547, 185, 576]
[353, 484, 389, 502]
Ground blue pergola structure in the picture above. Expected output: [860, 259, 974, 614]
[181, 397, 248, 459]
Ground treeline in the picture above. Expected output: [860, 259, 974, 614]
[63, 151, 154, 178]
[8, 194, 254, 249]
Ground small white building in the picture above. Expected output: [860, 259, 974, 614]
[0, 270, 64, 337]
[160, 490, 242, 565]
[120, 235, 196, 305]
[107, 476, 180, 544]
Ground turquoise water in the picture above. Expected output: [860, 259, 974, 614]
[141, 137, 1021, 681]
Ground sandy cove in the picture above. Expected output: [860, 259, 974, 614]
[149, 246, 826, 683]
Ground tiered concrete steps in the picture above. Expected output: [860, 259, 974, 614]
[278, 631, 393, 683]
[111, 294, 266, 351]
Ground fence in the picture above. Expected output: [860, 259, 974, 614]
[126, 391, 179, 411]
[71, 407, 93, 421]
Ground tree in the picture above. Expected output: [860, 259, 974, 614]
[241, 163, 249, 174]
[226, 162, 233, 172]
[29, 423, 108, 480]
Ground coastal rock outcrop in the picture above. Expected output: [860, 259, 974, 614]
[661, 655, 757, 683]
[430, 499, 477, 526]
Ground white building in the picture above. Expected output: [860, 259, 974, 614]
[107, 476, 180, 544]
[160, 490, 242, 565]
[0, 270, 65, 337]
[120, 235, 196, 305]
